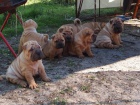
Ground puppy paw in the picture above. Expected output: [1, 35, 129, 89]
[58, 55, 63, 59]
[120, 41, 123, 44]
[20, 81, 27, 87]
[43, 77, 52, 82]
[78, 55, 85, 58]
[88, 53, 94, 57]
[119, 44, 123, 47]
[29, 82, 38, 89]
[113, 45, 120, 48]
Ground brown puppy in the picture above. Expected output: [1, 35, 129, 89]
[42, 33, 65, 60]
[94, 17, 124, 49]
[69, 27, 94, 58]
[57, 25, 74, 56]
[18, 19, 49, 54]
[6, 41, 51, 89]
[57, 18, 83, 56]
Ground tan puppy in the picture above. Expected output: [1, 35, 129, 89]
[94, 17, 124, 49]
[69, 27, 94, 58]
[42, 33, 65, 60]
[6, 41, 51, 89]
[18, 19, 49, 54]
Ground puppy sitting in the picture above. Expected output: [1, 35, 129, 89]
[94, 17, 124, 49]
[6, 41, 51, 89]
[42, 33, 65, 60]
[57, 18, 83, 56]
[69, 27, 94, 58]
[57, 25, 74, 56]
[18, 19, 49, 54]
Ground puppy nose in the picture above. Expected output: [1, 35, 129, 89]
[66, 36, 71, 41]
[56, 42, 64, 48]
[36, 49, 41, 55]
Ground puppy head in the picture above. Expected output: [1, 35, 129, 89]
[23, 19, 38, 29]
[51, 33, 65, 49]
[57, 26, 74, 42]
[22, 40, 44, 62]
[109, 17, 123, 34]
[81, 27, 94, 44]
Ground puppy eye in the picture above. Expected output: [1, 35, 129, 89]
[55, 40, 58, 43]
[63, 33, 66, 35]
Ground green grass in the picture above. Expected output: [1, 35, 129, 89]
[0, 0, 75, 37]
[0, 0, 122, 37]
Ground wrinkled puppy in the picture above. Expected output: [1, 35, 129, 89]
[57, 18, 82, 56]
[57, 25, 74, 56]
[94, 17, 124, 49]
[6, 41, 51, 89]
[69, 27, 94, 58]
[18, 19, 49, 54]
[82, 22, 106, 42]
[42, 33, 65, 60]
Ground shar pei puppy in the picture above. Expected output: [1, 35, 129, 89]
[18, 19, 49, 54]
[42, 33, 65, 60]
[6, 41, 51, 89]
[57, 18, 83, 56]
[94, 17, 124, 49]
[68, 27, 94, 58]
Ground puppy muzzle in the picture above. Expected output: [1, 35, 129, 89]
[113, 22, 123, 34]
[65, 36, 72, 42]
[31, 49, 44, 61]
[56, 42, 65, 49]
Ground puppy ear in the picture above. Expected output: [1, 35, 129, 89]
[58, 27, 64, 33]
[22, 44, 27, 50]
[43, 34, 49, 42]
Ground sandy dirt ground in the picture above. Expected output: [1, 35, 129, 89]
[0, 19, 140, 105]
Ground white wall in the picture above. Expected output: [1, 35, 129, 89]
[77, 0, 123, 10]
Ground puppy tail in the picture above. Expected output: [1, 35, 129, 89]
[74, 18, 82, 26]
